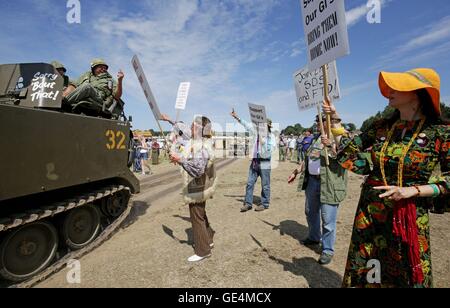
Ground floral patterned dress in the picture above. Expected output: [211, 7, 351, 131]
[337, 119, 450, 288]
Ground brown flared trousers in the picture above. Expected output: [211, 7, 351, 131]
[189, 202, 214, 257]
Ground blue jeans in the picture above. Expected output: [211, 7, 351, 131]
[134, 152, 142, 172]
[297, 149, 303, 163]
[305, 176, 339, 255]
[245, 161, 271, 208]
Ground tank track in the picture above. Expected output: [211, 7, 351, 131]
[1, 185, 133, 288]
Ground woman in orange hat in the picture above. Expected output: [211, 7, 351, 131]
[323, 68, 449, 288]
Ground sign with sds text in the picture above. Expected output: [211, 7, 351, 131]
[300, 0, 350, 71]
[294, 61, 340, 111]
[131, 55, 162, 120]
[175, 82, 191, 110]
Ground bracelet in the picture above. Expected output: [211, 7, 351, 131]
[413, 186, 421, 197]
[430, 184, 440, 197]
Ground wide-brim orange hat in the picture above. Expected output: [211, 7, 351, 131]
[379, 68, 441, 115]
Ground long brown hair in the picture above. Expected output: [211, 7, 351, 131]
[382, 89, 447, 127]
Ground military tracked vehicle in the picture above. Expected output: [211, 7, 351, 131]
[0, 63, 140, 284]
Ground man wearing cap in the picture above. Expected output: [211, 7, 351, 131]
[65, 58, 124, 111]
[51, 60, 73, 94]
[287, 114, 348, 265]
[231, 109, 276, 212]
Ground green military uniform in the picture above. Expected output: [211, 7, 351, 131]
[65, 59, 117, 109]
[297, 135, 348, 204]
[51, 60, 70, 89]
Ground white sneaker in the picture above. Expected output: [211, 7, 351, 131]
[187, 254, 211, 262]
[210, 243, 214, 248]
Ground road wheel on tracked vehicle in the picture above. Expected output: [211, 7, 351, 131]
[61, 205, 101, 250]
[0, 221, 58, 282]
[101, 190, 130, 218]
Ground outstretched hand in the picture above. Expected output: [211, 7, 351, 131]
[373, 186, 418, 201]
[117, 70, 125, 81]
[169, 152, 181, 164]
[230, 108, 238, 119]
[288, 174, 297, 184]
[160, 114, 171, 122]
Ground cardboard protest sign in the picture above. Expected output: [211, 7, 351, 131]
[131, 55, 162, 120]
[294, 61, 340, 111]
[248, 103, 267, 126]
[175, 82, 191, 110]
[300, 0, 350, 71]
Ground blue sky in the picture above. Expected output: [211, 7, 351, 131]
[1, 0, 450, 132]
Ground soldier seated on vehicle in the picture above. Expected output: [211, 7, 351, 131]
[64, 58, 124, 118]
[51, 60, 77, 97]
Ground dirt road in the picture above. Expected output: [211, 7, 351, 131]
[37, 159, 450, 288]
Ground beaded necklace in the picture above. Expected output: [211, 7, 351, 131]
[379, 118, 426, 187]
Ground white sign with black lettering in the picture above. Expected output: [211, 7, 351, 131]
[300, 0, 350, 71]
[30, 72, 60, 104]
[131, 55, 162, 120]
[294, 61, 340, 111]
[248, 103, 267, 127]
[175, 82, 191, 110]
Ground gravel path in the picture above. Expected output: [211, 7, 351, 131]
[37, 159, 450, 288]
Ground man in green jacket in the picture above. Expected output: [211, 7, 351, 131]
[288, 114, 348, 265]
[65, 58, 124, 112]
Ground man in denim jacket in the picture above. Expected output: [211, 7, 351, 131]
[231, 110, 276, 212]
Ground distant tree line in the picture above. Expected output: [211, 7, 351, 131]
[360, 102, 450, 132]
[282, 102, 450, 135]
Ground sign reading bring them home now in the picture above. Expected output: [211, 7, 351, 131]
[131, 55, 162, 120]
[300, 0, 350, 71]
[294, 61, 341, 111]
[175, 82, 191, 110]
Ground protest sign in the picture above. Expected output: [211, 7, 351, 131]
[175, 82, 191, 110]
[293, 61, 340, 111]
[131, 55, 162, 120]
[248, 103, 267, 126]
[300, 0, 350, 71]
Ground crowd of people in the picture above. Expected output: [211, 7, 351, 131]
[131, 136, 165, 175]
[279, 131, 314, 163]
[53, 59, 448, 287]
[159, 67, 448, 288]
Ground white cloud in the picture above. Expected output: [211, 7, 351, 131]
[342, 81, 374, 97]
[346, 0, 390, 27]
[289, 39, 306, 58]
[290, 48, 303, 57]
[398, 16, 450, 52]
[79, 0, 283, 129]
[346, 3, 370, 27]
[373, 16, 450, 70]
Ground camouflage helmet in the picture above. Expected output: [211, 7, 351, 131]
[90, 58, 109, 70]
[51, 61, 66, 73]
